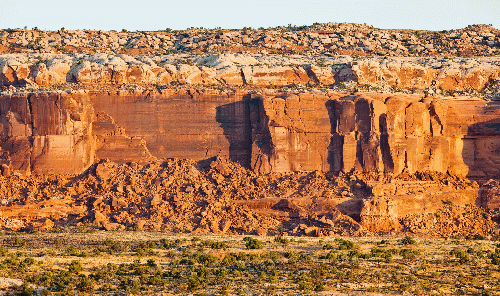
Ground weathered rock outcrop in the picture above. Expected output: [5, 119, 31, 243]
[1, 54, 499, 96]
[1, 23, 499, 57]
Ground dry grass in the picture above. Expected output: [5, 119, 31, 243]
[0, 230, 499, 295]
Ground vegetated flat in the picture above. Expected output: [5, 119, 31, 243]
[0, 230, 499, 295]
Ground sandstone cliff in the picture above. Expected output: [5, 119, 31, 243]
[2, 90, 500, 180]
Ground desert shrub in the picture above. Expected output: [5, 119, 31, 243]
[214, 267, 228, 282]
[243, 237, 264, 249]
[267, 251, 282, 261]
[18, 257, 35, 269]
[335, 239, 356, 250]
[66, 247, 88, 257]
[147, 271, 164, 286]
[16, 281, 34, 296]
[400, 236, 416, 245]
[320, 250, 338, 260]
[186, 270, 205, 291]
[180, 252, 219, 266]
[120, 278, 140, 294]
[13, 237, 26, 247]
[450, 248, 469, 264]
[163, 268, 181, 279]
[179, 257, 197, 265]
[68, 260, 83, 274]
[29, 270, 72, 291]
[197, 253, 219, 266]
[269, 268, 279, 283]
[274, 236, 289, 245]
[54, 271, 73, 290]
[299, 254, 314, 261]
[315, 283, 327, 291]
[147, 259, 157, 268]
[295, 273, 312, 291]
[93, 245, 107, 255]
[110, 242, 128, 254]
[116, 263, 130, 276]
[489, 247, 500, 265]
[0, 246, 7, 256]
[76, 274, 93, 292]
[370, 247, 385, 256]
[322, 243, 335, 250]
[221, 253, 237, 265]
[160, 238, 185, 249]
[201, 240, 228, 250]
[90, 267, 110, 281]
[99, 283, 113, 292]
[346, 250, 361, 259]
[472, 234, 486, 240]
[285, 251, 299, 263]
[133, 242, 156, 257]
[399, 248, 420, 260]
[383, 252, 393, 263]
[28, 271, 53, 287]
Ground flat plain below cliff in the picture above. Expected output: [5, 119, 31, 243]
[0, 23, 499, 239]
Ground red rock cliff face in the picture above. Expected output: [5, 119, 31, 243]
[1, 90, 500, 179]
[89, 90, 252, 167]
[251, 93, 500, 179]
[0, 92, 94, 175]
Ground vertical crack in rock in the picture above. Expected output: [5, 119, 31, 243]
[240, 68, 247, 85]
[26, 93, 34, 137]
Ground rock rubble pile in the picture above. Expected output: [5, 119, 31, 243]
[0, 156, 495, 238]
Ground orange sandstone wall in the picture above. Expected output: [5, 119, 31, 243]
[1, 90, 500, 179]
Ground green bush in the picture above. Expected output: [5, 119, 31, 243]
[66, 247, 89, 257]
[320, 250, 338, 260]
[76, 275, 93, 292]
[322, 243, 335, 250]
[274, 236, 289, 245]
[489, 247, 500, 265]
[335, 239, 356, 250]
[399, 248, 420, 260]
[201, 240, 228, 250]
[450, 248, 469, 264]
[285, 251, 299, 263]
[16, 281, 34, 296]
[120, 278, 140, 294]
[68, 260, 82, 273]
[243, 237, 264, 249]
[400, 236, 416, 245]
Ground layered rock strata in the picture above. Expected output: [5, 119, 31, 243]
[1, 90, 500, 181]
[0, 54, 499, 96]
